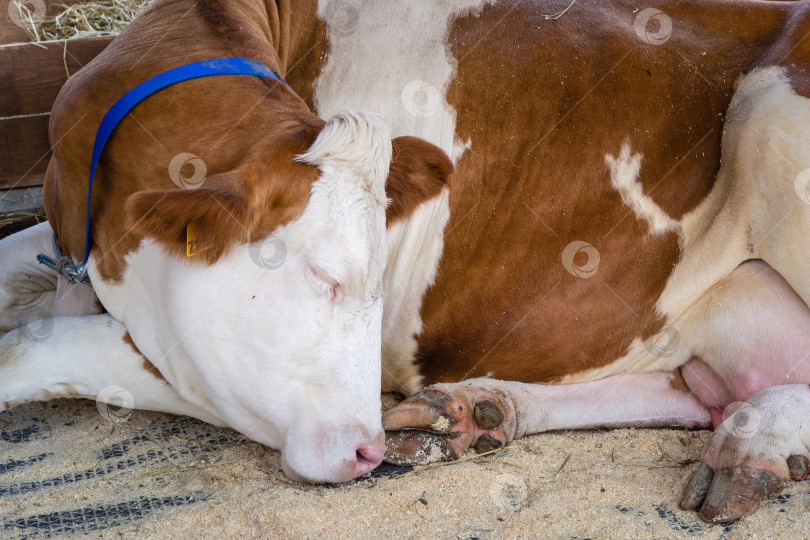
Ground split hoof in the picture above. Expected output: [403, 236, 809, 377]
[382, 385, 510, 466]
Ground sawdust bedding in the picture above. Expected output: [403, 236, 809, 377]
[0, 399, 807, 539]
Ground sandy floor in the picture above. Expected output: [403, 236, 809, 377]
[0, 399, 807, 539]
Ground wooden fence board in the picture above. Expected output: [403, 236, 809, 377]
[0, 113, 51, 189]
[0, 35, 112, 189]
[0, 36, 113, 117]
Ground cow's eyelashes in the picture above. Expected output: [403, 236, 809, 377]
[307, 265, 340, 301]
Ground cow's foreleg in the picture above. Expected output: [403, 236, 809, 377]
[680, 384, 810, 523]
[0, 313, 224, 426]
[382, 371, 710, 465]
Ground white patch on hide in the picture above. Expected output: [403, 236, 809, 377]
[605, 142, 678, 235]
[314, 1, 494, 392]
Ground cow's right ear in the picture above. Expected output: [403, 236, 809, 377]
[386, 136, 453, 226]
[125, 178, 249, 263]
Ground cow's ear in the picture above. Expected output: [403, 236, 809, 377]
[386, 136, 453, 226]
[125, 178, 248, 263]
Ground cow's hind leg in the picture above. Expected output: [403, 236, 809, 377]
[666, 261, 810, 522]
[0, 313, 224, 426]
[680, 384, 810, 523]
[382, 371, 710, 465]
[0, 222, 59, 335]
[0, 221, 102, 338]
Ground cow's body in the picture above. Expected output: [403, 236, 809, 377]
[308, 0, 810, 389]
[1, 0, 810, 522]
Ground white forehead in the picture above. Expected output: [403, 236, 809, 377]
[283, 110, 393, 287]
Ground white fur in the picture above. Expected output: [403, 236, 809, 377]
[0, 221, 58, 336]
[605, 143, 679, 234]
[442, 372, 711, 443]
[297, 110, 391, 202]
[85, 111, 391, 483]
[0, 314, 223, 425]
[314, 1, 489, 393]
[380, 189, 450, 394]
[314, 0, 495, 154]
[0, 221, 102, 335]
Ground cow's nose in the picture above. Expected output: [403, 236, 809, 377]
[353, 433, 385, 478]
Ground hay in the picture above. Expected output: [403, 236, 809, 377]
[10, 0, 152, 42]
[0, 208, 46, 240]
[0, 209, 45, 229]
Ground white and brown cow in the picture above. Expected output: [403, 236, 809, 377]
[2, 0, 810, 523]
[0, 0, 452, 484]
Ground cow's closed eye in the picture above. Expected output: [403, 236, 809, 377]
[307, 265, 340, 301]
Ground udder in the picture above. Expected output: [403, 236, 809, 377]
[678, 260, 810, 428]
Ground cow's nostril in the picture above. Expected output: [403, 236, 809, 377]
[354, 443, 384, 477]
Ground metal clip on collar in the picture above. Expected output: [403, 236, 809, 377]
[36, 233, 91, 285]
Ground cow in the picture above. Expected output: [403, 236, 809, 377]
[0, 0, 453, 485]
[2, 0, 810, 524]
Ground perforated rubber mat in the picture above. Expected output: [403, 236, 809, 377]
[0, 404, 232, 538]
[0, 400, 411, 539]
[1, 399, 808, 539]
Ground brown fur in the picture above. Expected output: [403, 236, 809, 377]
[412, 0, 802, 385]
[122, 332, 163, 380]
[282, 0, 326, 109]
[44, 0, 449, 282]
[670, 369, 692, 395]
[386, 137, 453, 225]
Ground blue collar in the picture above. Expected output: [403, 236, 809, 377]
[38, 57, 286, 284]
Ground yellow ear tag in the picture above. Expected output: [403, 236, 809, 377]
[186, 222, 198, 257]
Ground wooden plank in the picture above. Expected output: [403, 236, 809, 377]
[0, 171, 47, 190]
[0, 2, 120, 191]
[0, 0, 98, 45]
[0, 113, 51, 190]
[0, 36, 113, 117]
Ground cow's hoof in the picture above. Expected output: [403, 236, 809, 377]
[382, 386, 511, 466]
[679, 385, 810, 522]
[681, 465, 783, 522]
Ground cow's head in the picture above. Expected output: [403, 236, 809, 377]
[125, 111, 451, 483]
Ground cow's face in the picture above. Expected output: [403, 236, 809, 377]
[125, 112, 451, 483]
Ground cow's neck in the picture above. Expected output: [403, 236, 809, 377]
[308, 1, 497, 393]
[45, 0, 322, 284]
